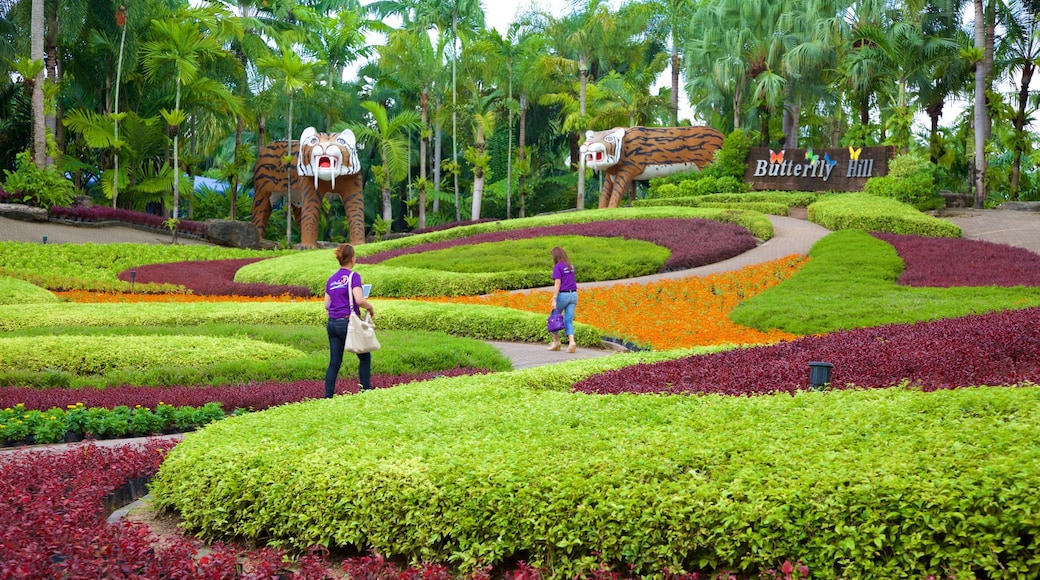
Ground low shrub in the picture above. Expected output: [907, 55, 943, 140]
[0, 276, 57, 305]
[2, 151, 77, 209]
[117, 258, 312, 297]
[863, 152, 944, 210]
[151, 371, 1040, 579]
[807, 192, 960, 237]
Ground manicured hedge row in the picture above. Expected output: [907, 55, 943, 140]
[807, 192, 961, 237]
[151, 372, 1040, 579]
[0, 241, 281, 293]
[0, 335, 303, 375]
[0, 301, 601, 346]
[235, 210, 772, 297]
[873, 231, 1040, 287]
[0, 276, 56, 304]
[635, 197, 792, 216]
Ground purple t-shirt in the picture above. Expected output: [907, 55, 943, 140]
[553, 262, 577, 292]
[326, 268, 362, 318]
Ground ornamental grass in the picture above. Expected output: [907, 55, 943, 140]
[421, 255, 808, 350]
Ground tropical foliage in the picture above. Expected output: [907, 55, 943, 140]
[2, 0, 1037, 238]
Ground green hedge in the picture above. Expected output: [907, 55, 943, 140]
[807, 192, 961, 237]
[151, 371, 1040, 579]
[233, 208, 774, 297]
[0, 276, 57, 304]
[0, 241, 281, 292]
[0, 301, 601, 346]
[0, 335, 303, 375]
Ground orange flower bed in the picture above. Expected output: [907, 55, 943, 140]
[54, 290, 322, 303]
[420, 255, 809, 350]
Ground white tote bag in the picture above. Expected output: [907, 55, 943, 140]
[345, 272, 380, 353]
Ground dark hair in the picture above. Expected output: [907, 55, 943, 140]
[550, 246, 573, 270]
[334, 244, 356, 266]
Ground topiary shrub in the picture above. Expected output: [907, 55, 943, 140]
[863, 153, 943, 211]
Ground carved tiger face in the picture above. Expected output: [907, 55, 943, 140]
[296, 127, 361, 189]
[580, 128, 626, 170]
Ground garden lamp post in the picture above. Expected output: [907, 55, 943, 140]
[130, 269, 136, 292]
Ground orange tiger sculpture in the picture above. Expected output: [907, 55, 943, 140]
[251, 127, 365, 248]
[580, 126, 724, 208]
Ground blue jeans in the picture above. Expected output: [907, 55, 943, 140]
[325, 317, 371, 398]
[556, 291, 578, 338]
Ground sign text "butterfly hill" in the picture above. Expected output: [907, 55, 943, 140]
[743, 146, 893, 192]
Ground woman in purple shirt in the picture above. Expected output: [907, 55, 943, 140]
[324, 244, 375, 398]
[549, 246, 578, 353]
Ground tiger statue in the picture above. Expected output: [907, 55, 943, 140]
[580, 126, 724, 208]
[251, 127, 365, 248]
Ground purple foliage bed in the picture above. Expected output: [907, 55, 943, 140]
[872, 231, 1040, 287]
[4, 369, 490, 412]
[574, 306, 1040, 395]
[117, 258, 312, 297]
[360, 219, 759, 273]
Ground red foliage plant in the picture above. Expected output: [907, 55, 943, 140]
[0, 441, 337, 579]
[360, 219, 759, 273]
[116, 258, 313, 297]
[872, 232, 1040, 288]
[2, 369, 492, 412]
[574, 306, 1040, 395]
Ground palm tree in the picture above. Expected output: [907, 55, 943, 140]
[352, 101, 422, 222]
[644, 0, 696, 126]
[29, 0, 44, 167]
[378, 28, 440, 227]
[996, 0, 1040, 197]
[973, 0, 995, 207]
[140, 12, 230, 225]
[257, 38, 321, 245]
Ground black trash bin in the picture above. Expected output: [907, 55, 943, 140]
[808, 361, 833, 391]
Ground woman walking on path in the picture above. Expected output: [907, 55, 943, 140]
[548, 246, 578, 353]
[325, 244, 375, 397]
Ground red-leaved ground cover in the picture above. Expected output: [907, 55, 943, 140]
[872, 232, 1040, 287]
[361, 219, 759, 273]
[116, 258, 312, 297]
[2, 369, 491, 412]
[574, 306, 1040, 395]
[0, 441, 339, 579]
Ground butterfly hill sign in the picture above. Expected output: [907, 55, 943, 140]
[743, 146, 895, 191]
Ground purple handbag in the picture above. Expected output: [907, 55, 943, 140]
[547, 310, 565, 333]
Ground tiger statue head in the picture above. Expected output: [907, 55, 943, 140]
[580, 128, 627, 171]
[296, 127, 361, 190]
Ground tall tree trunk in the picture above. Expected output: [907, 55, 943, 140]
[433, 118, 442, 213]
[1011, 62, 1034, 198]
[419, 90, 428, 228]
[670, 49, 680, 126]
[518, 100, 528, 218]
[44, 7, 58, 165]
[577, 57, 588, 210]
[782, 102, 800, 149]
[973, 0, 989, 208]
[30, 0, 45, 167]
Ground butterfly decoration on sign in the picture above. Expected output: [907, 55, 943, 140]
[769, 149, 784, 163]
[823, 153, 837, 168]
[805, 148, 819, 164]
[849, 146, 862, 160]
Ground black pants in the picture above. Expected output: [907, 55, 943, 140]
[325, 317, 372, 398]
